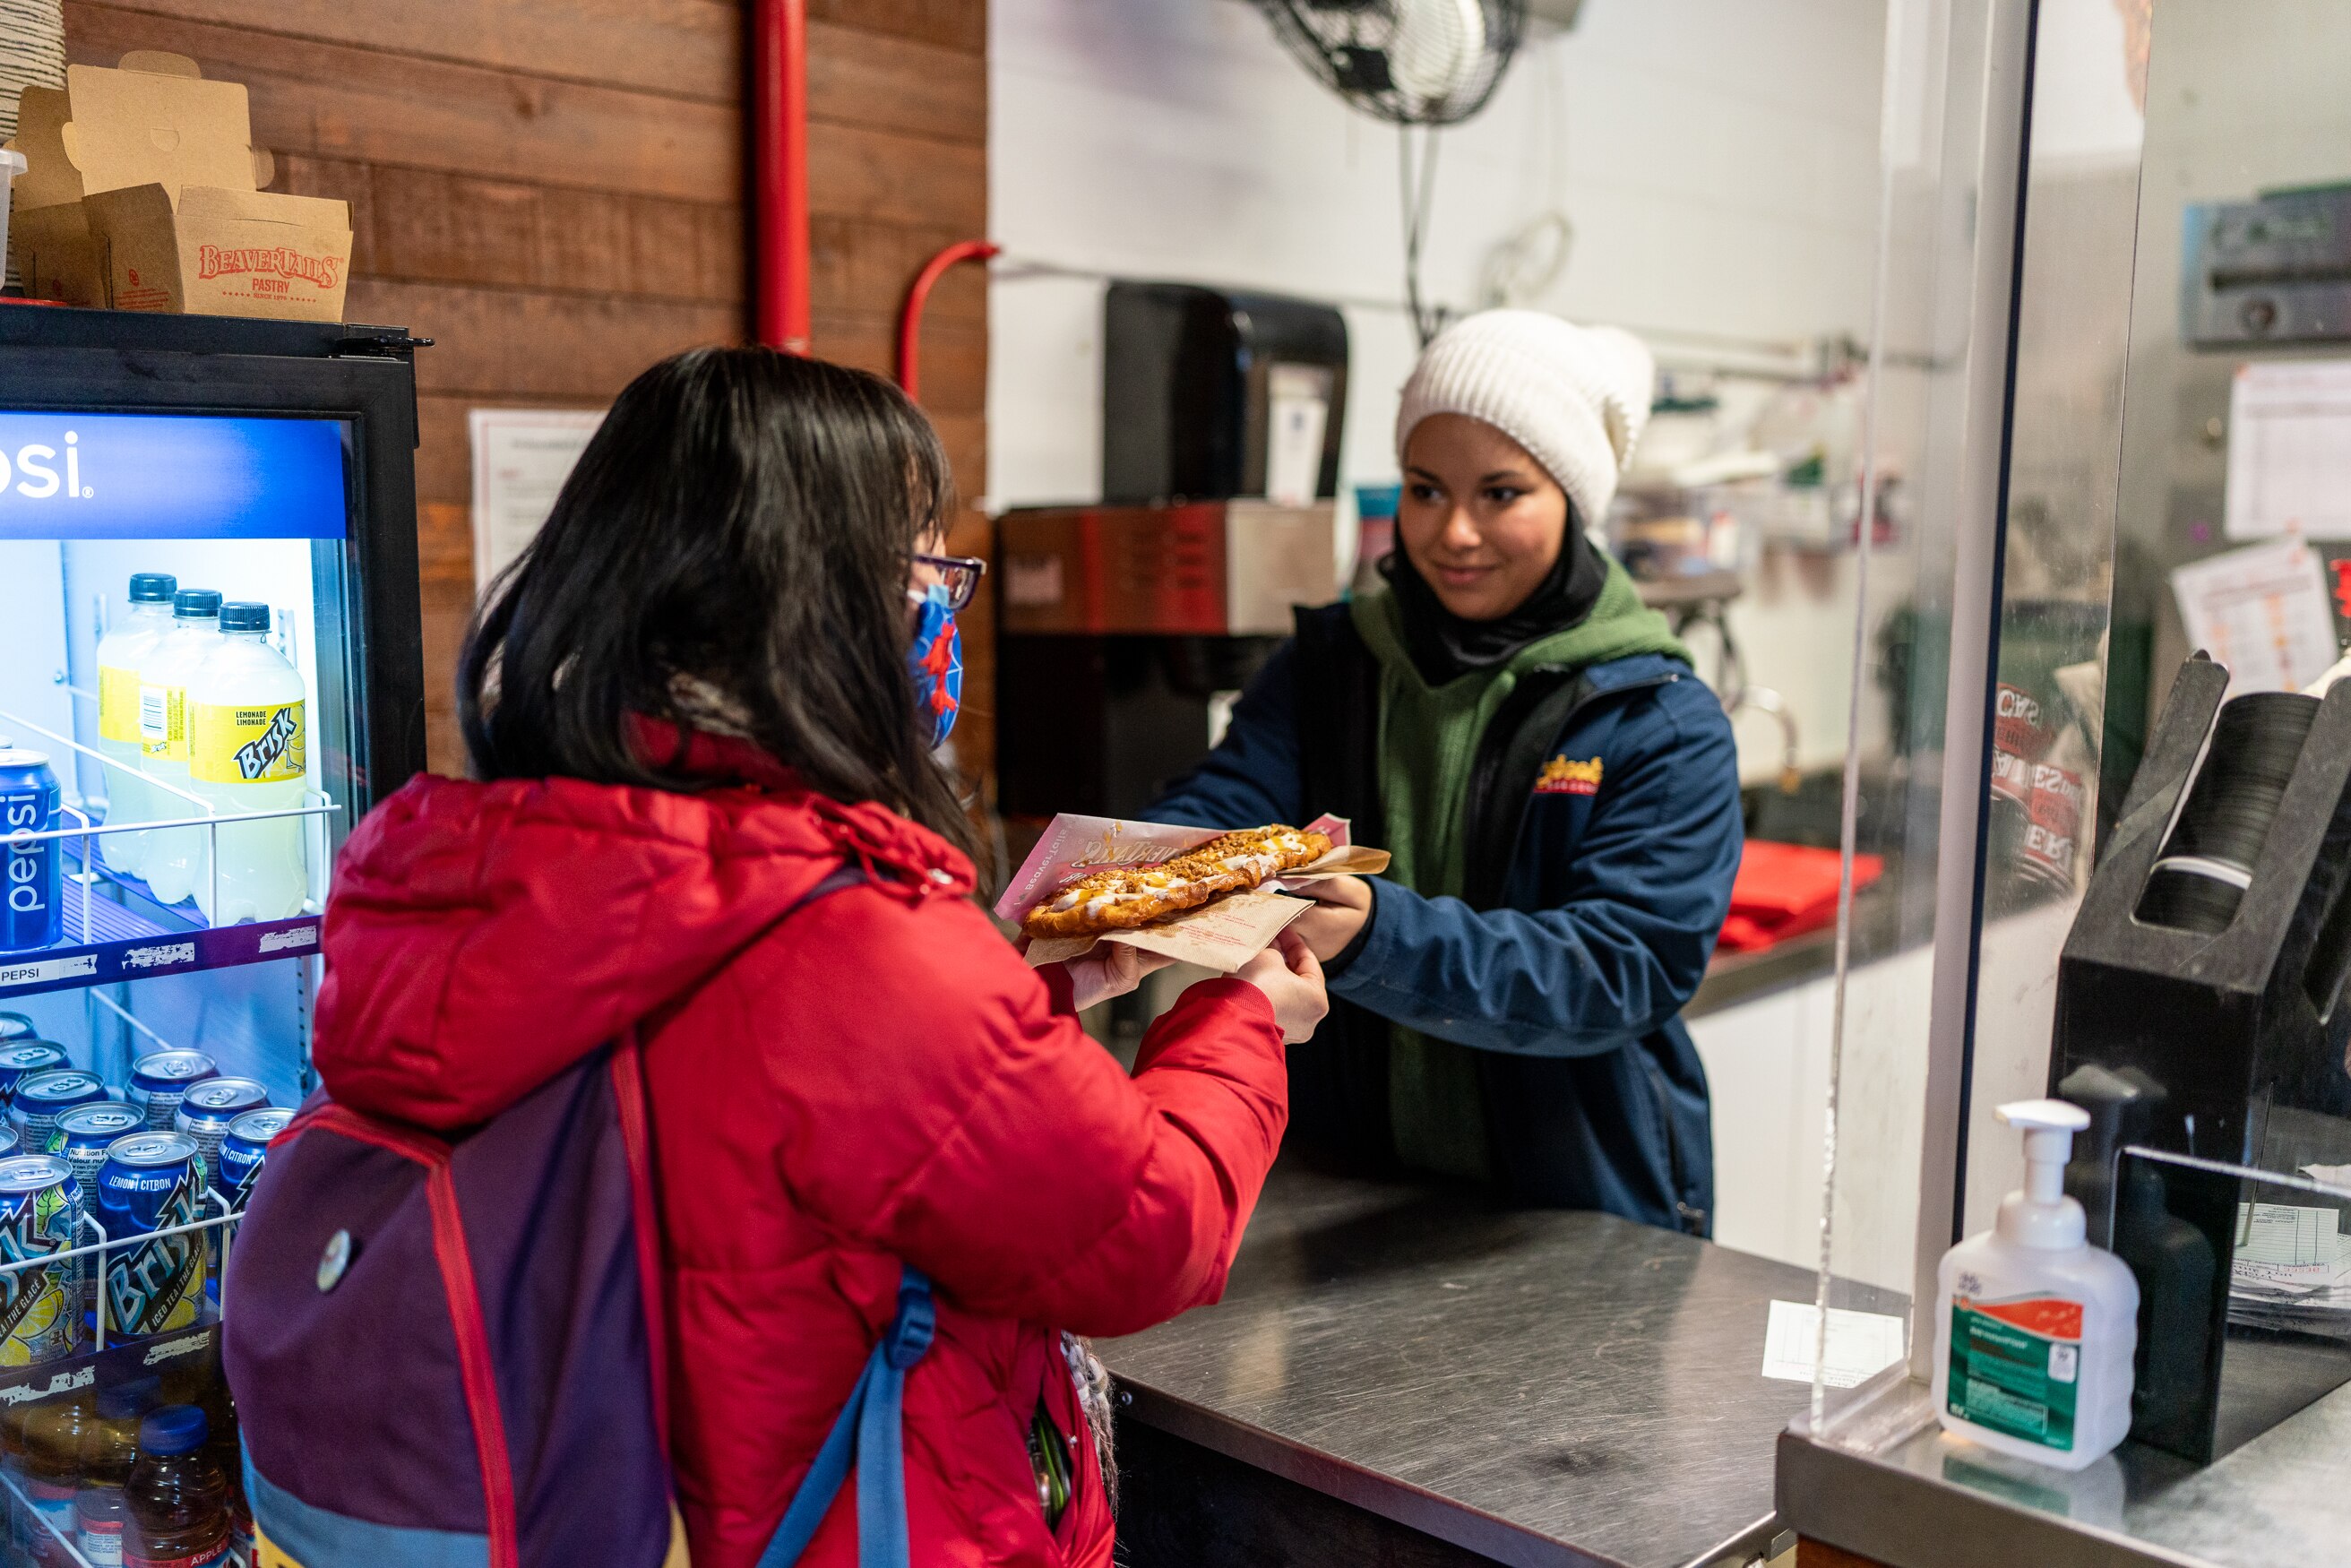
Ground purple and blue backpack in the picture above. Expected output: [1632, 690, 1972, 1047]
[223, 867, 926, 1568]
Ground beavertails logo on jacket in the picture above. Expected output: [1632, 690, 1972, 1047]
[195, 244, 345, 289]
[1534, 755, 1603, 797]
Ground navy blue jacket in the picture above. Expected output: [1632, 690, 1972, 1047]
[1150, 603, 1743, 1232]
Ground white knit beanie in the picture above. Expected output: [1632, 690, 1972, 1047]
[1395, 309, 1656, 527]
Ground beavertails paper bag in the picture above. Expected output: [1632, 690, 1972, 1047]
[999, 814, 1391, 974]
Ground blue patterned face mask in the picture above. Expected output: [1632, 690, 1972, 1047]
[907, 583, 963, 750]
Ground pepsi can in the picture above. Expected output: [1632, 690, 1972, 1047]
[127, 1049, 217, 1131]
[217, 1107, 292, 1212]
[95, 1132, 203, 1337]
[0, 1154, 82, 1365]
[0, 753, 59, 954]
[9, 1069, 105, 1148]
[171, 1077, 270, 1190]
[47, 1102, 144, 1190]
[0, 1012, 34, 1043]
[0, 1042, 66, 1105]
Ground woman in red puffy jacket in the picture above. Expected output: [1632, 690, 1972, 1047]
[311, 348, 1327, 1566]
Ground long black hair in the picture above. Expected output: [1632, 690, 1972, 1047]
[459, 347, 977, 857]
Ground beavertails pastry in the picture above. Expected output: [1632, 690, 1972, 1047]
[1022, 825, 1332, 939]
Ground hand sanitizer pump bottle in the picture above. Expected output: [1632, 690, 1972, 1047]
[1933, 1098, 2139, 1469]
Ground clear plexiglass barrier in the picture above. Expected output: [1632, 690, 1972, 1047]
[1809, 0, 2147, 1439]
[1818, 0, 2351, 1470]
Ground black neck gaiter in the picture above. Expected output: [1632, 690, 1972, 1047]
[1378, 521, 1607, 686]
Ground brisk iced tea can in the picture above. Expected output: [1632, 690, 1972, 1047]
[8, 1070, 105, 1150]
[47, 1103, 144, 1191]
[0, 753, 59, 955]
[95, 1132, 203, 1338]
[0, 1154, 83, 1365]
[126, 1049, 217, 1131]
[217, 1107, 292, 1213]
[0, 1042, 66, 1106]
[171, 1077, 269, 1191]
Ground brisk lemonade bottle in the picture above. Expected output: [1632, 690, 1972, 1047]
[185, 604, 306, 924]
[137, 591, 222, 908]
[93, 574, 177, 881]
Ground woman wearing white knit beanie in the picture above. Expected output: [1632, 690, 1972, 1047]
[1150, 308, 1744, 1233]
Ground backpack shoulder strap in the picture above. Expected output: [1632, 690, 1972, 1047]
[619, 857, 871, 1478]
[757, 1265, 936, 1568]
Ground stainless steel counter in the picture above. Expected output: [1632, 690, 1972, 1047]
[1777, 1372, 2351, 1568]
[1100, 1161, 1904, 1568]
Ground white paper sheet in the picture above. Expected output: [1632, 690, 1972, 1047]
[469, 408, 607, 590]
[2226, 360, 2351, 540]
[2169, 535, 2341, 696]
[1759, 1298, 1908, 1389]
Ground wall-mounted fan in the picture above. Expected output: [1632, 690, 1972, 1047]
[1252, 0, 1528, 125]
[1251, 0, 1531, 345]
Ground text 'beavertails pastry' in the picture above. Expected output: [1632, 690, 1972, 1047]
[1020, 825, 1332, 939]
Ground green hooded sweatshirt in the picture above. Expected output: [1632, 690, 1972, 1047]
[1348, 556, 1691, 1180]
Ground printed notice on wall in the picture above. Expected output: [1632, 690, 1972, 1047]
[2226, 360, 2351, 540]
[2170, 536, 2342, 696]
[469, 409, 607, 590]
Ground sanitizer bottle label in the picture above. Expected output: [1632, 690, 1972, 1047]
[1948, 1295, 2082, 1451]
[191, 702, 306, 785]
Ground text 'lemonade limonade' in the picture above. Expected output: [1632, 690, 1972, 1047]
[185, 601, 308, 925]
[95, 573, 178, 883]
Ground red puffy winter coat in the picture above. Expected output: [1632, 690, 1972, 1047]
[311, 732, 1288, 1568]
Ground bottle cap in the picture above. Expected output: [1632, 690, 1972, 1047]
[137, 1405, 208, 1456]
[97, 1376, 159, 1420]
[127, 573, 177, 604]
[171, 590, 222, 621]
[218, 602, 271, 633]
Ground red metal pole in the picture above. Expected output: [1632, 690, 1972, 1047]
[896, 240, 998, 401]
[754, 0, 810, 353]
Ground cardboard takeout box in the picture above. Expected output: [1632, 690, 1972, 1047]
[4, 51, 350, 322]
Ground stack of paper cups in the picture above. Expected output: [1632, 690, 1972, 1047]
[0, 0, 65, 290]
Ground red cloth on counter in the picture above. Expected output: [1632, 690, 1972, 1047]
[1715, 839, 1883, 953]
[312, 729, 1287, 1568]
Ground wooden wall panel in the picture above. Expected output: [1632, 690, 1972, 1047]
[62, 1, 989, 786]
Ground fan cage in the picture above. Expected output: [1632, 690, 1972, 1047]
[1254, 0, 1528, 126]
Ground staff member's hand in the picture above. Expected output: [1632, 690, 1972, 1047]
[1291, 874, 1374, 964]
[1234, 930, 1329, 1044]
[1058, 942, 1177, 1012]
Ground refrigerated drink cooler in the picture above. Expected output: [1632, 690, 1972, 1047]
[0, 307, 426, 1565]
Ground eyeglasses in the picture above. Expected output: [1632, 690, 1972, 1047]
[910, 552, 987, 613]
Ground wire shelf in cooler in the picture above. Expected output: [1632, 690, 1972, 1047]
[0, 839, 320, 1001]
